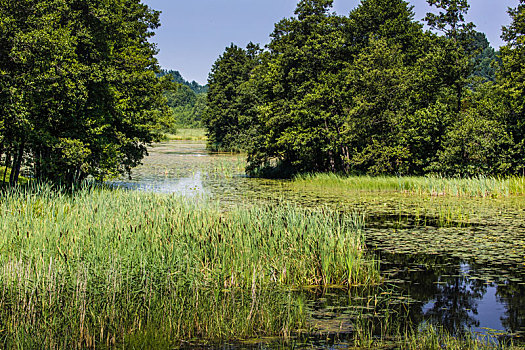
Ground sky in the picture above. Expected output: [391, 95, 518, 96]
[142, 0, 519, 85]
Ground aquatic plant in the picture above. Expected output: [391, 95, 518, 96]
[0, 184, 378, 347]
[164, 128, 208, 141]
[293, 173, 525, 198]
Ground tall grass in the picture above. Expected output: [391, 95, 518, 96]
[0, 184, 378, 347]
[399, 325, 518, 350]
[294, 173, 525, 198]
[164, 128, 207, 141]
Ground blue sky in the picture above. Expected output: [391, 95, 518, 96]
[142, 0, 519, 85]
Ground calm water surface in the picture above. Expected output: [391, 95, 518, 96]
[112, 141, 525, 347]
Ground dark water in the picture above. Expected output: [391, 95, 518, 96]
[111, 141, 525, 346]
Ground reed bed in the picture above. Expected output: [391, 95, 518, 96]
[399, 326, 518, 350]
[0, 184, 378, 348]
[164, 128, 207, 141]
[294, 173, 525, 197]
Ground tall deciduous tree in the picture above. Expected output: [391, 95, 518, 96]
[203, 43, 261, 152]
[425, 0, 476, 113]
[246, 0, 449, 176]
[499, 0, 525, 174]
[0, 0, 170, 185]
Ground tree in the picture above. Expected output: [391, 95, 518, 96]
[498, 0, 525, 174]
[467, 32, 499, 83]
[430, 84, 513, 176]
[0, 0, 170, 184]
[425, 0, 476, 113]
[246, 0, 352, 175]
[246, 0, 447, 176]
[203, 43, 261, 152]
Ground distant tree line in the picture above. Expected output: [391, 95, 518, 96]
[158, 70, 208, 130]
[203, 0, 525, 177]
[0, 0, 171, 185]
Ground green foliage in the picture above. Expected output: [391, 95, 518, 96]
[158, 69, 208, 94]
[164, 85, 206, 129]
[468, 31, 499, 82]
[158, 69, 208, 130]
[430, 84, 514, 176]
[203, 43, 261, 152]
[0, 0, 170, 184]
[203, 0, 523, 178]
[243, 0, 455, 176]
[498, 0, 525, 174]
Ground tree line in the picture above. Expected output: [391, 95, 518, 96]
[159, 70, 207, 130]
[0, 0, 171, 185]
[203, 0, 525, 177]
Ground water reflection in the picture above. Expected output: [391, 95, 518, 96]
[110, 140, 525, 345]
[379, 251, 525, 341]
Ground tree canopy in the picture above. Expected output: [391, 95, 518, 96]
[202, 0, 523, 178]
[0, 0, 170, 185]
[159, 70, 207, 129]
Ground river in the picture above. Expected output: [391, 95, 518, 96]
[111, 140, 525, 348]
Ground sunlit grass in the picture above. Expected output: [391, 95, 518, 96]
[0, 166, 30, 185]
[399, 325, 519, 350]
[164, 128, 207, 141]
[293, 173, 525, 198]
[0, 183, 378, 347]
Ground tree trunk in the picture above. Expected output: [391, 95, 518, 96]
[10, 140, 25, 185]
[2, 152, 10, 184]
[0, 139, 4, 163]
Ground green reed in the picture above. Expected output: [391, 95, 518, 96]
[294, 173, 525, 198]
[0, 184, 378, 347]
[400, 325, 518, 350]
[164, 128, 208, 141]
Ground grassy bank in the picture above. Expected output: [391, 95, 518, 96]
[164, 128, 207, 141]
[0, 184, 377, 347]
[293, 173, 525, 198]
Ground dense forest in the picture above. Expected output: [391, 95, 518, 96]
[204, 0, 525, 178]
[1, 0, 524, 185]
[159, 70, 207, 130]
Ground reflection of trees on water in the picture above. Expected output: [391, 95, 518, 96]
[381, 251, 525, 340]
[379, 253, 486, 335]
[297, 252, 525, 343]
[423, 272, 486, 333]
[495, 274, 525, 336]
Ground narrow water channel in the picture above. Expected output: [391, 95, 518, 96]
[111, 140, 525, 347]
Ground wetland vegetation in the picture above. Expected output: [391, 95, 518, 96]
[1, 0, 525, 348]
[108, 140, 525, 349]
[0, 184, 376, 347]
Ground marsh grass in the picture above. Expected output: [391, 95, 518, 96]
[399, 325, 519, 350]
[164, 128, 207, 141]
[294, 173, 525, 198]
[0, 184, 378, 347]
